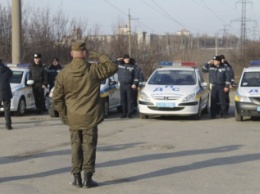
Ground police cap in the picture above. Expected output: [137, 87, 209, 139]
[33, 53, 41, 58]
[213, 55, 221, 62]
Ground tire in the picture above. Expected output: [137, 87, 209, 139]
[235, 107, 243, 121]
[15, 97, 26, 116]
[102, 98, 109, 118]
[140, 113, 149, 119]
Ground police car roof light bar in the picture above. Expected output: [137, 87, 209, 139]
[6, 63, 30, 68]
[249, 60, 260, 67]
[159, 61, 196, 67]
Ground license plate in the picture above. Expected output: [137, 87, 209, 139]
[156, 102, 175, 108]
[257, 106, 260, 112]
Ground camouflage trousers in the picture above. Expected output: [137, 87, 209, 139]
[70, 127, 98, 174]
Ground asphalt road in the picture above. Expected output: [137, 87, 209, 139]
[1, 91, 260, 194]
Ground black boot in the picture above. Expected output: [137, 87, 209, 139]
[72, 173, 82, 188]
[83, 173, 98, 188]
[6, 125, 13, 130]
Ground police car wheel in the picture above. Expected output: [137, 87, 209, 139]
[235, 107, 243, 121]
[15, 98, 26, 116]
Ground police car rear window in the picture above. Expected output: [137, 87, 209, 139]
[10, 71, 23, 84]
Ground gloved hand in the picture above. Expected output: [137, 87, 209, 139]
[89, 51, 101, 59]
[61, 115, 68, 125]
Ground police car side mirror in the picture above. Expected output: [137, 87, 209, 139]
[200, 82, 208, 88]
[27, 80, 34, 85]
[139, 81, 146, 86]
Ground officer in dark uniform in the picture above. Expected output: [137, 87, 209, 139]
[202, 55, 231, 118]
[29, 53, 48, 114]
[0, 60, 13, 129]
[117, 54, 139, 118]
[219, 54, 234, 115]
[48, 58, 62, 91]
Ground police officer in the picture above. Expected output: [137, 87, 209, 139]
[48, 58, 62, 91]
[202, 55, 231, 118]
[29, 53, 48, 114]
[0, 60, 13, 130]
[117, 54, 139, 118]
[53, 41, 118, 188]
[219, 54, 234, 115]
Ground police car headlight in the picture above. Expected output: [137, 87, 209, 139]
[235, 95, 251, 102]
[140, 92, 150, 101]
[183, 93, 196, 102]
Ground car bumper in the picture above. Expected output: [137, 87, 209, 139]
[235, 101, 260, 117]
[138, 100, 199, 116]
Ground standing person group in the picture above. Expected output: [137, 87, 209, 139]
[117, 54, 140, 118]
[53, 41, 118, 188]
[0, 59, 13, 130]
[202, 55, 231, 119]
[29, 53, 48, 114]
[47, 58, 62, 91]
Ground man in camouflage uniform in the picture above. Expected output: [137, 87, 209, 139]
[53, 41, 118, 188]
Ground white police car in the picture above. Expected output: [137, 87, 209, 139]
[138, 61, 209, 119]
[48, 73, 121, 118]
[0, 64, 49, 116]
[234, 60, 260, 121]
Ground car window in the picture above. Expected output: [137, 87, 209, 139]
[148, 70, 196, 85]
[10, 71, 23, 84]
[241, 72, 260, 87]
[198, 70, 205, 83]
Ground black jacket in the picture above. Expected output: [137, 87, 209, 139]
[202, 62, 231, 87]
[0, 63, 13, 101]
[29, 62, 48, 87]
[117, 59, 139, 85]
[48, 64, 62, 89]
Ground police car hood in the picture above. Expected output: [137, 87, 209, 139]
[238, 86, 260, 97]
[143, 84, 197, 98]
[11, 83, 24, 93]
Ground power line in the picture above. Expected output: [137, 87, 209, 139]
[150, 0, 186, 29]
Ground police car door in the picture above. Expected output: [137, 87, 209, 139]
[25, 72, 36, 108]
[197, 69, 208, 107]
[109, 73, 121, 107]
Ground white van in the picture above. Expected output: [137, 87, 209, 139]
[48, 73, 121, 118]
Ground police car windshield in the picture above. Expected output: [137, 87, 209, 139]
[148, 70, 196, 85]
[241, 72, 260, 87]
[10, 71, 23, 84]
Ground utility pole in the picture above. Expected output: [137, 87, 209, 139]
[12, 0, 22, 64]
[128, 9, 131, 56]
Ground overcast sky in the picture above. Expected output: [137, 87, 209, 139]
[4, 0, 260, 39]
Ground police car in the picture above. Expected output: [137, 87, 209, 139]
[0, 64, 49, 116]
[234, 60, 260, 121]
[138, 61, 209, 119]
[48, 73, 121, 118]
